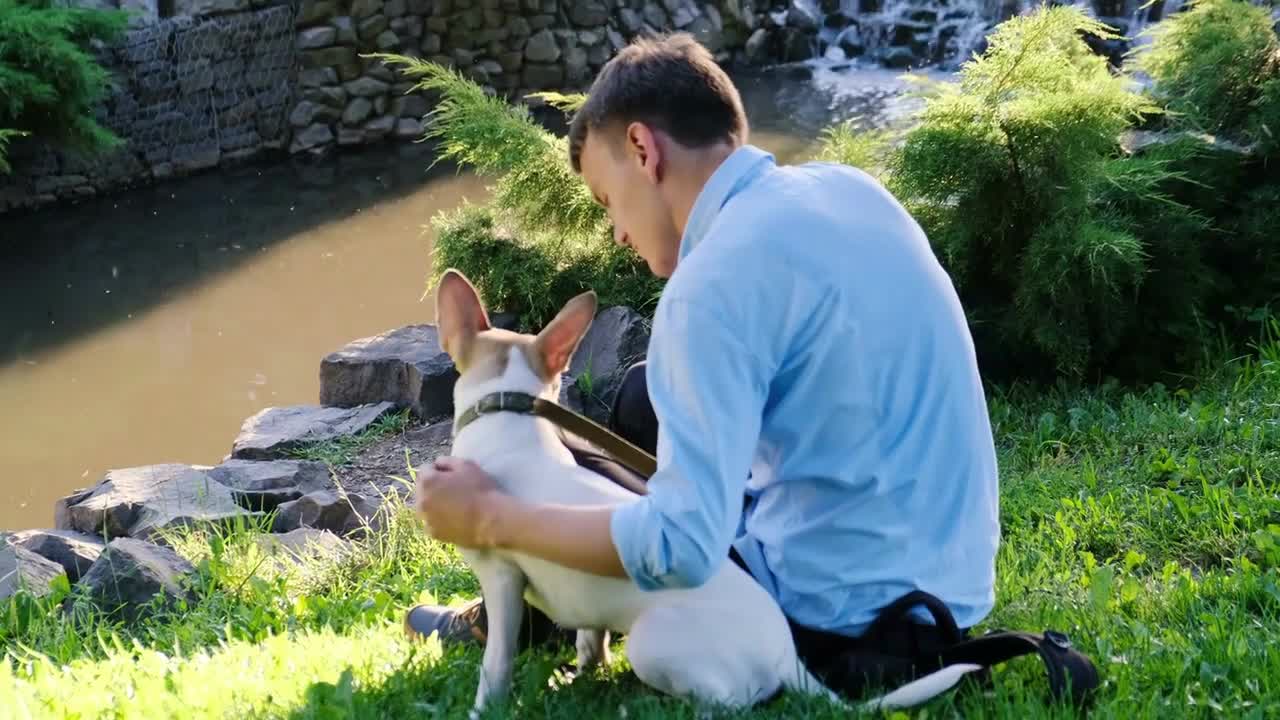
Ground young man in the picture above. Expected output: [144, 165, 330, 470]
[406, 32, 1002, 698]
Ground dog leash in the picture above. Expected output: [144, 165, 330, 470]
[453, 391, 658, 482]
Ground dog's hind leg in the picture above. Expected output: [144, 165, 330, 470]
[468, 557, 527, 720]
[624, 602, 787, 710]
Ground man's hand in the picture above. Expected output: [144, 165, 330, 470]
[412, 455, 633, 580]
[413, 456, 506, 549]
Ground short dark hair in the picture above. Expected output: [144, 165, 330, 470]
[568, 32, 748, 173]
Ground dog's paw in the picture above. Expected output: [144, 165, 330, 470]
[574, 629, 610, 672]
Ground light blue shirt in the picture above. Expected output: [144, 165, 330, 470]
[608, 144, 1001, 636]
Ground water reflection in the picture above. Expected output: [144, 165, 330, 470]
[0, 66, 916, 529]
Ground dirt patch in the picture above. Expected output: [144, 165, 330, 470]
[331, 419, 454, 499]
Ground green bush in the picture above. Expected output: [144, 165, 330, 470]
[0, 128, 25, 173]
[831, 6, 1211, 381]
[373, 53, 663, 331]
[0, 0, 129, 171]
[1133, 0, 1280, 153]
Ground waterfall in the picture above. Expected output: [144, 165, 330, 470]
[804, 0, 1206, 70]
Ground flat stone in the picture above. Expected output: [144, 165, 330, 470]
[525, 28, 560, 62]
[255, 528, 350, 564]
[76, 538, 195, 621]
[344, 76, 391, 97]
[298, 67, 340, 88]
[351, 0, 380, 19]
[319, 325, 458, 420]
[358, 13, 389, 40]
[364, 114, 396, 137]
[338, 127, 367, 145]
[565, 305, 650, 422]
[395, 117, 424, 139]
[206, 459, 332, 512]
[523, 62, 564, 88]
[0, 544, 67, 600]
[4, 529, 105, 583]
[385, 0, 407, 15]
[376, 29, 400, 49]
[54, 487, 95, 531]
[272, 489, 389, 538]
[343, 97, 374, 125]
[62, 464, 254, 542]
[332, 15, 357, 44]
[393, 94, 429, 118]
[230, 402, 396, 460]
[298, 26, 338, 48]
[289, 122, 335, 154]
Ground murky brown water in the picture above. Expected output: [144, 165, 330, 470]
[0, 65, 930, 530]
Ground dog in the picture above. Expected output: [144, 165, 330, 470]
[416, 268, 981, 717]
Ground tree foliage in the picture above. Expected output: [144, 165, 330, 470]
[0, 0, 129, 170]
[373, 53, 661, 331]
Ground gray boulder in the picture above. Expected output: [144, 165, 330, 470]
[230, 402, 397, 460]
[62, 464, 254, 542]
[4, 529, 105, 583]
[272, 489, 391, 537]
[256, 527, 350, 564]
[319, 325, 458, 421]
[563, 306, 649, 422]
[75, 538, 195, 621]
[0, 544, 68, 600]
[206, 459, 332, 512]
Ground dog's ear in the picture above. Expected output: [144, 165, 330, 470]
[531, 290, 597, 380]
[435, 269, 490, 367]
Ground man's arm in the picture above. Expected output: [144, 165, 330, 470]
[422, 291, 770, 587]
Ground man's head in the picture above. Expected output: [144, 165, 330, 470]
[569, 33, 748, 278]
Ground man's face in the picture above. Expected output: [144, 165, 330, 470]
[578, 124, 682, 278]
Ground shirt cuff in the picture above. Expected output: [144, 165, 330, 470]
[609, 494, 671, 591]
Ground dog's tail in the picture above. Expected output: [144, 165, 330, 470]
[786, 660, 985, 712]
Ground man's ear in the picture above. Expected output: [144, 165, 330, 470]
[434, 269, 490, 366]
[532, 290, 597, 380]
[625, 121, 663, 184]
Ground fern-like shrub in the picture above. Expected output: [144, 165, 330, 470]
[372, 53, 663, 331]
[0, 0, 129, 171]
[816, 7, 1215, 382]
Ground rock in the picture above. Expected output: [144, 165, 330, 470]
[395, 118, 424, 138]
[289, 100, 321, 128]
[296, 0, 337, 25]
[62, 464, 254, 541]
[525, 28, 560, 63]
[206, 459, 332, 512]
[781, 26, 812, 62]
[230, 402, 397, 460]
[385, 0, 407, 16]
[687, 15, 723, 52]
[172, 0, 248, 16]
[289, 123, 335, 153]
[671, 6, 696, 27]
[393, 94, 429, 118]
[882, 45, 916, 68]
[298, 67, 340, 88]
[359, 13, 390, 40]
[255, 528, 350, 564]
[350, 0, 381, 19]
[421, 32, 442, 54]
[338, 127, 367, 145]
[304, 85, 348, 108]
[344, 76, 391, 97]
[54, 487, 95, 531]
[0, 544, 67, 600]
[298, 26, 338, 48]
[364, 114, 396, 138]
[569, 0, 607, 26]
[376, 29, 400, 49]
[565, 306, 649, 413]
[343, 97, 374, 125]
[523, 63, 564, 88]
[498, 50, 523, 72]
[565, 46, 590, 83]
[4, 529, 104, 583]
[506, 15, 531, 37]
[643, 3, 668, 28]
[786, 0, 818, 31]
[300, 46, 358, 69]
[332, 16, 358, 44]
[272, 489, 389, 537]
[618, 7, 642, 33]
[76, 538, 195, 621]
[319, 325, 458, 420]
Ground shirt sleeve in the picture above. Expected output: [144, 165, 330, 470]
[608, 294, 772, 591]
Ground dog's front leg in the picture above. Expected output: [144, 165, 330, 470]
[575, 629, 610, 673]
[469, 557, 527, 720]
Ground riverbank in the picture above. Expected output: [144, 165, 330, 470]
[3, 317, 1278, 718]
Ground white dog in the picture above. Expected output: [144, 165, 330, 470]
[417, 269, 980, 717]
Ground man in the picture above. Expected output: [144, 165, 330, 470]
[407, 32, 1001, 698]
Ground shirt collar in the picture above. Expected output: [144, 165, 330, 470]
[678, 144, 776, 261]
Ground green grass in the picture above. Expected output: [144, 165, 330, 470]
[285, 409, 413, 466]
[4, 331, 1280, 718]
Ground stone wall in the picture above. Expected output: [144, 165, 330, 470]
[0, 0, 794, 216]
